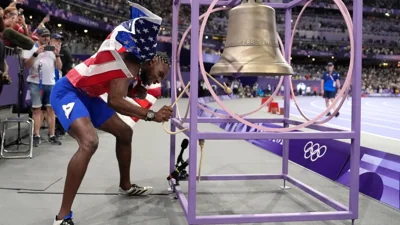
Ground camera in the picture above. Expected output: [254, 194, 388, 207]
[44, 45, 55, 51]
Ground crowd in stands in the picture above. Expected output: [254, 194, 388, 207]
[11, 0, 398, 56]
[2, 0, 400, 95]
[35, 0, 400, 55]
[190, 63, 400, 99]
[343, 0, 400, 8]
[290, 64, 400, 94]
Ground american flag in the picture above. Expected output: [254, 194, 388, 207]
[114, 3, 161, 61]
[67, 2, 162, 96]
[101, 3, 162, 128]
[66, 3, 163, 127]
[100, 81, 161, 128]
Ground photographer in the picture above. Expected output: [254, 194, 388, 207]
[22, 28, 62, 147]
[2, 6, 29, 41]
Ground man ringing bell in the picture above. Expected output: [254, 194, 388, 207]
[50, 3, 172, 225]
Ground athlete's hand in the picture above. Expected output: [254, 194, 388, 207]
[154, 105, 173, 123]
[133, 85, 147, 99]
[320, 90, 324, 96]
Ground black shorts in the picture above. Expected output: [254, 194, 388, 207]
[323, 90, 336, 99]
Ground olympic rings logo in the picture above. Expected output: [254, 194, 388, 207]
[304, 141, 327, 162]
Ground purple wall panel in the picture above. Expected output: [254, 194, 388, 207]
[199, 96, 400, 210]
[0, 56, 29, 107]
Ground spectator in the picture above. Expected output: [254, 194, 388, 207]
[1, 6, 27, 50]
[2, 6, 18, 30]
[252, 82, 258, 97]
[163, 79, 170, 97]
[0, 38, 8, 85]
[16, 8, 30, 36]
[50, 33, 63, 82]
[22, 28, 63, 147]
[232, 79, 240, 95]
[31, 15, 51, 41]
[2, 6, 28, 36]
[0, 10, 10, 85]
[58, 32, 73, 77]
[50, 32, 71, 137]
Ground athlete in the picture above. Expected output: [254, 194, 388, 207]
[50, 4, 172, 225]
[321, 62, 340, 117]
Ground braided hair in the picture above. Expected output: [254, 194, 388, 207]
[155, 52, 171, 68]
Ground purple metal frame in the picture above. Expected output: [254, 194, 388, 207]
[169, 0, 362, 224]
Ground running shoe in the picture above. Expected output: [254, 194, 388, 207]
[119, 184, 153, 196]
[52, 211, 74, 225]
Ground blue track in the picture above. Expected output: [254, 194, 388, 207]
[284, 97, 400, 140]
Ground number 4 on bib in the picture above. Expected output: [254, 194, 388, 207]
[62, 102, 75, 119]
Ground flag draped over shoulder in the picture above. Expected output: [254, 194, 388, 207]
[98, 3, 163, 128]
[100, 82, 162, 129]
[67, 2, 162, 95]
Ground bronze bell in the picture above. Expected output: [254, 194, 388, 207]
[210, 0, 294, 76]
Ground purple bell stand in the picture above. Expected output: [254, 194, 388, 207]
[169, 0, 363, 224]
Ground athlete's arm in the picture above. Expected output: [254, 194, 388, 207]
[108, 78, 149, 119]
[132, 84, 147, 99]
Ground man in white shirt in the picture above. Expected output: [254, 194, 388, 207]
[22, 28, 63, 147]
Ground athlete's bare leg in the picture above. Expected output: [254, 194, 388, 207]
[99, 113, 133, 190]
[57, 117, 99, 220]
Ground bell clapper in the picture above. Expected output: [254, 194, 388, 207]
[223, 82, 233, 94]
[205, 72, 232, 94]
